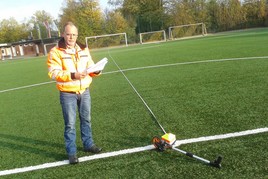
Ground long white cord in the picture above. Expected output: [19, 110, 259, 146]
[108, 50, 166, 134]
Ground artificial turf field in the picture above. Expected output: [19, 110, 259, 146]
[0, 28, 267, 178]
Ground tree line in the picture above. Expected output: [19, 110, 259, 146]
[0, 0, 267, 44]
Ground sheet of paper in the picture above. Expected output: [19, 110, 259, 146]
[86, 57, 108, 74]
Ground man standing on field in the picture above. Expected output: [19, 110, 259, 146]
[47, 22, 102, 164]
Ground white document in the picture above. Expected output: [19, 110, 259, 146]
[86, 57, 108, 74]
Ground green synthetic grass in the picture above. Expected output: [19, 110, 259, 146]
[0, 28, 267, 178]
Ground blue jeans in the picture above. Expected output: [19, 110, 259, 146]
[60, 88, 94, 156]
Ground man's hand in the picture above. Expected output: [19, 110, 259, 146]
[74, 72, 87, 79]
[94, 71, 101, 75]
[89, 70, 101, 77]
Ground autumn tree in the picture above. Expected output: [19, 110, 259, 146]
[1, 0, 268, 44]
[243, 0, 266, 27]
[168, 0, 196, 26]
[207, 0, 220, 31]
[29, 10, 55, 39]
[59, 0, 104, 43]
[120, 0, 167, 33]
[105, 11, 129, 33]
[0, 18, 29, 43]
[104, 10, 136, 43]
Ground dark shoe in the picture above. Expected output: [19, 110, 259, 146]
[84, 145, 102, 154]
[69, 155, 79, 164]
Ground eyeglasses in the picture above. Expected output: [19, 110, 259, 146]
[65, 33, 78, 37]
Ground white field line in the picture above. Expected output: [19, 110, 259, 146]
[0, 127, 267, 176]
[112, 56, 268, 74]
[0, 81, 54, 93]
[1, 56, 267, 94]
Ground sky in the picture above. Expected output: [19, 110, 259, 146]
[0, 0, 110, 23]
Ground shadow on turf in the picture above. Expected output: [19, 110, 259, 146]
[0, 133, 66, 160]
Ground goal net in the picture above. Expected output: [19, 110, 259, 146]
[139, 30, 167, 44]
[85, 33, 128, 49]
[168, 23, 207, 40]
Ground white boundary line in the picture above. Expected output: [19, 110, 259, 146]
[0, 127, 267, 176]
[114, 56, 268, 74]
[0, 81, 54, 93]
[1, 56, 268, 94]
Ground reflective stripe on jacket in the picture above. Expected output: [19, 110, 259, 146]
[47, 38, 95, 93]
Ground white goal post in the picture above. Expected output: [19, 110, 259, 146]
[85, 32, 128, 49]
[139, 30, 167, 44]
[168, 23, 207, 40]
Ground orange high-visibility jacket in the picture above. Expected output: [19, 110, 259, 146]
[47, 38, 97, 93]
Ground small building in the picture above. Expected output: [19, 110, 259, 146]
[0, 43, 12, 60]
[0, 37, 60, 60]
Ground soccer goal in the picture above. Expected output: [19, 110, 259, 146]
[139, 30, 167, 44]
[85, 32, 128, 49]
[44, 43, 57, 55]
[168, 23, 207, 40]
